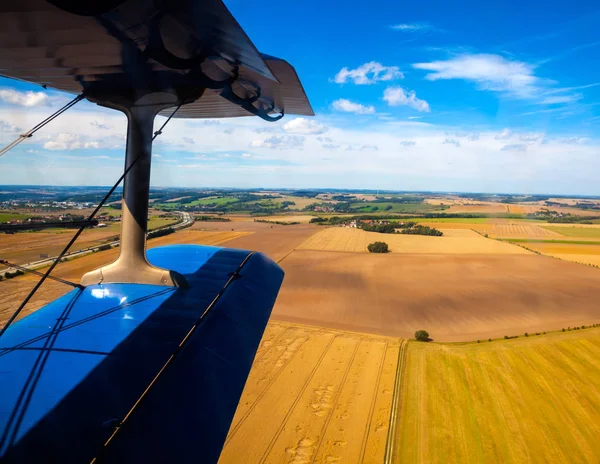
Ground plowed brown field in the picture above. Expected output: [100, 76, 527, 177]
[272, 250, 600, 341]
[219, 321, 401, 464]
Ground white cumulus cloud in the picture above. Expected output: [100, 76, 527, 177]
[43, 133, 100, 150]
[283, 117, 328, 135]
[383, 87, 430, 112]
[442, 138, 460, 147]
[331, 99, 376, 114]
[333, 61, 404, 85]
[0, 89, 50, 107]
[494, 128, 512, 140]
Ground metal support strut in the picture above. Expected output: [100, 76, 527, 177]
[81, 96, 185, 287]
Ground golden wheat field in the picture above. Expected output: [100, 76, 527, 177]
[219, 321, 401, 464]
[395, 328, 600, 463]
[522, 242, 600, 266]
[297, 227, 530, 254]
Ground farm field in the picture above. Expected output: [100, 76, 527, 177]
[273, 250, 600, 341]
[0, 229, 249, 325]
[0, 215, 177, 265]
[447, 203, 509, 214]
[542, 225, 600, 237]
[195, 221, 319, 262]
[521, 242, 600, 267]
[395, 328, 600, 463]
[219, 321, 401, 464]
[297, 227, 529, 254]
[349, 202, 442, 214]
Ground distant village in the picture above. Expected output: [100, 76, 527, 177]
[0, 200, 120, 227]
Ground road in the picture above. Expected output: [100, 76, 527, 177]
[0, 211, 194, 278]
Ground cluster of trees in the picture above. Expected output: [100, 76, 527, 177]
[367, 241, 389, 253]
[527, 212, 596, 224]
[400, 225, 443, 236]
[0, 269, 25, 281]
[195, 216, 230, 222]
[414, 330, 429, 341]
[360, 221, 443, 236]
[255, 219, 300, 226]
[148, 227, 175, 239]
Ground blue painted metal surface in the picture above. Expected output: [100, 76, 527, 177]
[0, 245, 284, 463]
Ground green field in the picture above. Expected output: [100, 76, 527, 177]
[543, 226, 600, 237]
[403, 216, 491, 224]
[349, 202, 441, 213]
[188, 197, 239, 207]
[0, 212, 31, 223]
[395, 329, 600, 463]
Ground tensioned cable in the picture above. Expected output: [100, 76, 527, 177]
[90, 251, 255, 464]
[0, 260, 82, 289]
[0, 101, 186, 339]
[0, 94, 84, 158]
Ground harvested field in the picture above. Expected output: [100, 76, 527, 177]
[0, 229, 248, 324]
[219, 321, 401, 464]
[395, 329, 600, 463]
[543, 225, 600, 237]
[522, 242, 600, 267]
[195, 221, 319, 262]
[273, 250, 600, 341]
[297, 227, 529, 254]
[482, 223, 563, 238]
[0, 216, 176, 265]
[447, 203, 508, 214]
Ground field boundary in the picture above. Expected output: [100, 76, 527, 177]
[384, 339, 407, 464]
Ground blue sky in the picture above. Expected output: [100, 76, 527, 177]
[1, 0, 599, 193]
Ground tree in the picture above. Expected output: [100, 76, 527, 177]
[367, 241, 389, 253]
[414, 329, 429, 341]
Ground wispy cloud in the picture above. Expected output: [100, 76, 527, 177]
[251, 135, 305, 149]
[539, 94, 582, 105]
[413, 53, 597, 108]
[383, 87, 430, 112]
[495, 128, 512, 140]
[442, 138, 460, 147]
[500, 144, 527, 152]
[332, 62, 403, 85]
[413, 54, 543, 99]
[331, 99, 376, 114]
[90, 120, 110, 130]
[390, 22, 438, 32]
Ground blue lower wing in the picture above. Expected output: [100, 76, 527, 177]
[0, 245, 284, 463]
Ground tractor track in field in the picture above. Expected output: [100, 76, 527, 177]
[384, 339, 408, 463]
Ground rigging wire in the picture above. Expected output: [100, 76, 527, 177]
[0, 94, 84, 158]
[0, 100, 186, 339]
[0, 260, 82, 289]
